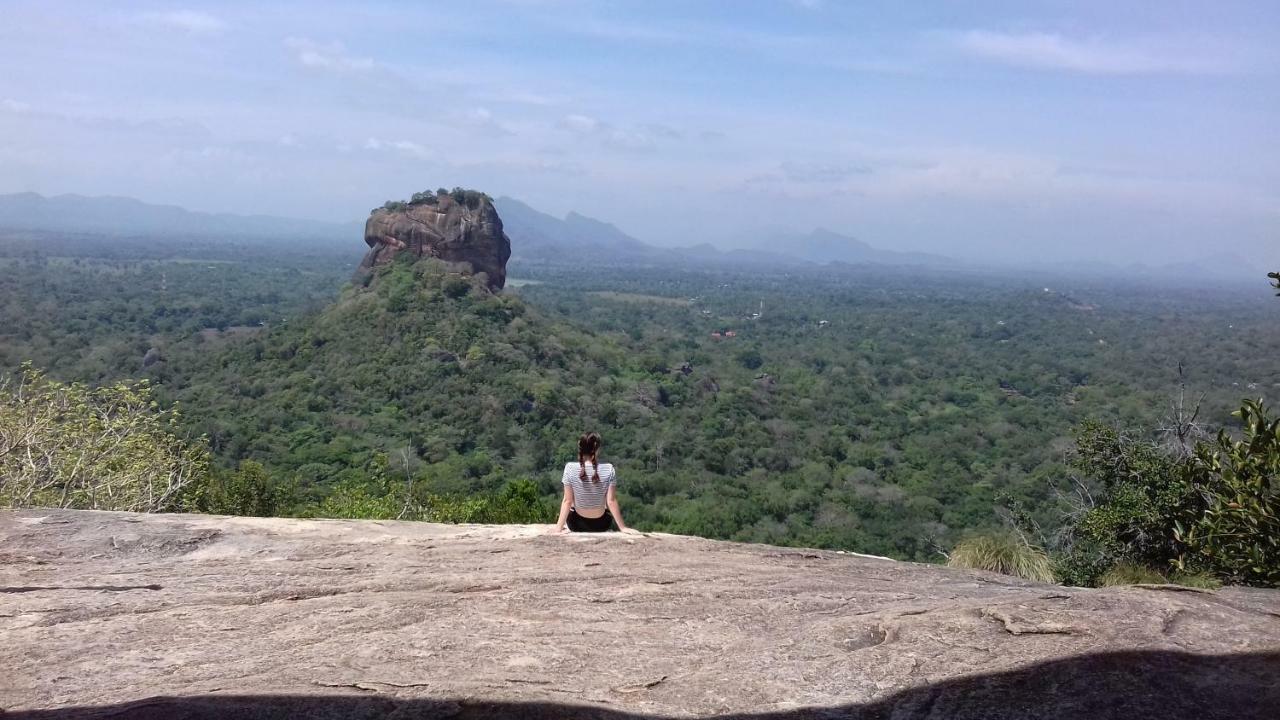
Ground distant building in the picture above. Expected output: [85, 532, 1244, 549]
[711, 332, 722, 339]
[725, 330, 737, 338]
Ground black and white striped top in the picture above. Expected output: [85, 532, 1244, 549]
[562, 462, 617, 510]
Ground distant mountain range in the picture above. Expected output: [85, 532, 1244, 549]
[494, 196, 951, 269]
[750, 227, 951, 267]
[0, 192, 359, 241]
[0, 192, 1266, 280]
[0, 191, 955, 270]
[494, 197, 651, 255]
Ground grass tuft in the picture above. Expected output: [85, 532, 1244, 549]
[1097, 563, 1223, 590]
[1098, 562, 1167, 586]
[948, 533, 1056, 583]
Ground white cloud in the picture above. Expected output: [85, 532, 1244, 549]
[2, 99, 31, 113]
[560, 114, 599, 133]
[391, 140, 430, 159]
[138, 10, 226, 35]
[285, 38, 375, 73]
[956, 30, 1237, 75]
[364, 137, 431, 160]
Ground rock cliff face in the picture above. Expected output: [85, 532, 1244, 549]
[3, 509, 1279, 719]
[359, 193, 511, 291]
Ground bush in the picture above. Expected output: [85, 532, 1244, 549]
[948, 533, 1056, 583]
[1062, 399, 1279, 588]
[1173, 399, 1280, 587]
[1055, 421, 1194, 586]
[0, 365, 209, 512]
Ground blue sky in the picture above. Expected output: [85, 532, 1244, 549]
[0, 1, 1276, 266]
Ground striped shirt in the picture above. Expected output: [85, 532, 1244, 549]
[562, 462, 617, 510]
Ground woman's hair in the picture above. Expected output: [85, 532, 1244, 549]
[578, 432, 602, 483]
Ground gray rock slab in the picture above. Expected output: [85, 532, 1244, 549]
[2, 509, 1278, 719]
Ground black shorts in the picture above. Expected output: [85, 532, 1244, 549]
[567, 508, 615, 532]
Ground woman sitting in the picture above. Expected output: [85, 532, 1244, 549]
[552, 431, 634, 534]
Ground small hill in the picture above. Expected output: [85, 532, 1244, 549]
[3, 509, 1278, 718]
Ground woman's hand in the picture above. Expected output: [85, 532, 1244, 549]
[619, 526, 641, 535]
[548, 524, 571, 535]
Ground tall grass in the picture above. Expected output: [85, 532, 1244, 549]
[948, 533, 1056, 583]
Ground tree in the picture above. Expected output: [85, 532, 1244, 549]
[195, 461, 294, 517]
[1269, 271, 1279, 295]
[0, 365, 209, 512]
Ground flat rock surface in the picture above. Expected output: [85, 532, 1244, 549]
[2, 510, 1278, 719]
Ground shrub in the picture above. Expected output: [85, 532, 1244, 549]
[1173, 399, 1280, 587]
[948, 533, 1056, 583]
[0, 365, 209, 512]
[1055, 421, 1195, 586]
[1062, 398, 1279, 588]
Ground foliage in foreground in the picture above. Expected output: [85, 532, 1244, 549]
[1060, 399, 1280, 588]
[1174, 400, 1280, 586]
[187, 454, 551, 525]
[1053, 421, 1193, 586]
[948, 533, 1056, 583]
[311, 475, 551, 524]
[0, 366, 208, 512]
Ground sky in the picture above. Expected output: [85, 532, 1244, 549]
[0, 0, 1277, 266]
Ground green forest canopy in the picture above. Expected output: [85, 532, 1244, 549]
[1, 230, 1276, 580]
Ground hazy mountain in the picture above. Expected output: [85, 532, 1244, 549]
[759, 228, 952, 267]
[497, 196, 948, 270]
[0, 192, 360, 241]
[1, 191, 957, 271]
[495, 197, 650, 255]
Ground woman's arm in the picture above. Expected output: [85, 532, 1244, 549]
[553, 484, 574, 532]
[605, 485, 630, 532]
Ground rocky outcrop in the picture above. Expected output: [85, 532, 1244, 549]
[3, 509, 1279, 719]
[359, 193, 511, 291]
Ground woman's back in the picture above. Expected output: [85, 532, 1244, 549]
[561, 462, 616, 510]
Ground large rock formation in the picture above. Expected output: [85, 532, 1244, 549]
[359, 192, 511, 291]
[3, 509, 1279, 719]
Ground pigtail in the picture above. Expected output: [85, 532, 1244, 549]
[577, 432, 603, 483]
